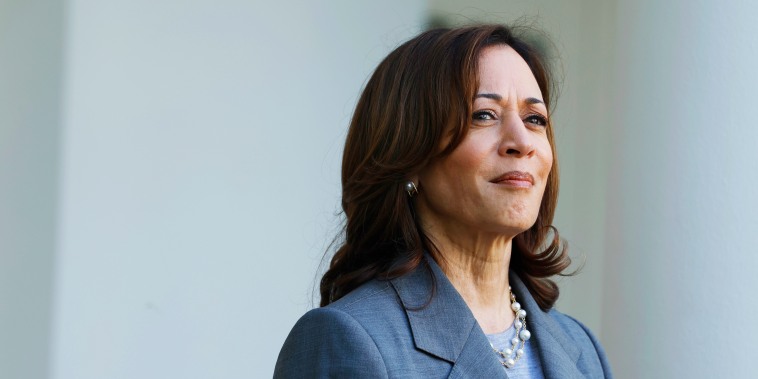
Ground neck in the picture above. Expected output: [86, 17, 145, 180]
[427, 229, 516, 334]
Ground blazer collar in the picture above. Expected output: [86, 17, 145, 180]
[390, 255, 584, 379]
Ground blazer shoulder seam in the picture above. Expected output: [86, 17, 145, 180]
[334, 281, 393, 310]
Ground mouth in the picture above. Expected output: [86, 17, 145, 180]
[490, 171, 535, 188]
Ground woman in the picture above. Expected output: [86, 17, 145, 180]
[274, 24, 612, 378]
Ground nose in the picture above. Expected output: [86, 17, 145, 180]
[497, 112, 535, 158]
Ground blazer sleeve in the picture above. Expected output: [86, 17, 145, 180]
[274, 307, 389, 379]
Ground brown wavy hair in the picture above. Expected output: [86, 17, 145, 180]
[320, 24, 571, 311]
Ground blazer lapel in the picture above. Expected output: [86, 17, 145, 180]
[510, 273, 585, 379]
[390, 257, 506, 378]
[390, 257, 585, 378]
[446, 326, 508, 379]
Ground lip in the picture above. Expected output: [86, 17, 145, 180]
[490, 171, 535, 188]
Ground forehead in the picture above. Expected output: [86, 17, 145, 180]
[476, 45, 543, 100]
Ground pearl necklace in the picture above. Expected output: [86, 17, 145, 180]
[490, 286, 531, 369]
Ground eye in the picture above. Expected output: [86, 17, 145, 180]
[524, 114, 548, 127]
[472, 110, 497, 122]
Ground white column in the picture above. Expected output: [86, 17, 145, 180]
[0, 1, 63, 378]
[603, 0, 758, 377]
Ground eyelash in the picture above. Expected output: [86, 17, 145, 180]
[471, 111, 549, 127]
[472, 110, 497, 121]
[524, 114, 548, 127]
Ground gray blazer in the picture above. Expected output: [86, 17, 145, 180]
[274, 257, 612, 378]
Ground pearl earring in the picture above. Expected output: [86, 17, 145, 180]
[404, 181, 418, 197]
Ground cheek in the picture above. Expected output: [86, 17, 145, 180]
[539, 140, 554, 178]
[531, 140, 553, 210]
[432, 144, 491, 189]
[432, 153, 482, 198]
[447, 140, 490, 171]
[419, 143, 490, 204]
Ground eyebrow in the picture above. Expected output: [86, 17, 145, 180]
[474, 93, 545, 105]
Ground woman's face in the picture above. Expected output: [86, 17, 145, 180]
[416, 45, 553, 240]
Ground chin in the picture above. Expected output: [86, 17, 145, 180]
[497, 209, 539, 232]
[484, 221, 534, 239]
[506, 215, 540, 233]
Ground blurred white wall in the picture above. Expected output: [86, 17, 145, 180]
[50, 1, 427, 378]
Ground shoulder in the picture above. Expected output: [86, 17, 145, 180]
[547, 310, 599, 349]
[328, 278, 398, 314]
[274, 302, 390, 378]
[274, 280, 405, 379]
[547, 310, 613, 378]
